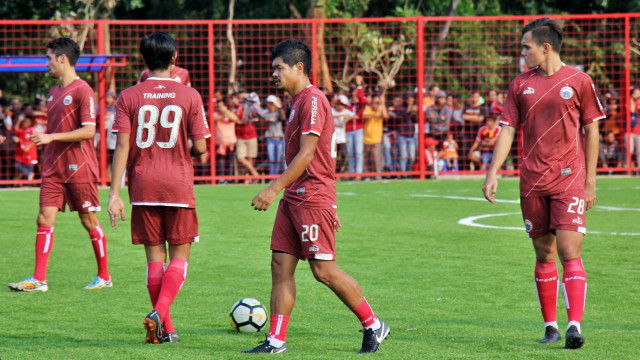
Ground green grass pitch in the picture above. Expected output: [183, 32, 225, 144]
[0, 177, 638, 359]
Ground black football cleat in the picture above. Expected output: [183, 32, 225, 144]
[358, 319, 390, 353]
[565, 325, 585, 349]
[539, 326, 561, 344]
[161, 331, 179, 343]
[143, 310, 164, 344]
[242, 337, 288, 354]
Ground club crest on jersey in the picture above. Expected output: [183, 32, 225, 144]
[48, 95, 53, 102]
[174, 76, 182, 83]
[63, 95, 73, 105]
[524, 219, 533, 233]
[560, 86, 574, 99]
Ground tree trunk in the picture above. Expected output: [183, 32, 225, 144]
[227, 0, 238, 94]
[425, 0, 460, 86]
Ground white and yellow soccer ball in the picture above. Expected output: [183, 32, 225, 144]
[229, 298, 268, 333]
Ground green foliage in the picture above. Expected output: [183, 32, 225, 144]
[0, 178, 639, 359]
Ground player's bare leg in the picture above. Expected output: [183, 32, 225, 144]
[8, 207, 58, 292]
[309, 260, 389, 353]
[79, 211, 111, 289]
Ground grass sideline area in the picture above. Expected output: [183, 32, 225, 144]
[0, 177, 638, 359]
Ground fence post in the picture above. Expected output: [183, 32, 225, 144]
[417, 17, 425, 180]
[624, 15, 632, 175]
[208, 22, 217, 184]
[96, 21, 107, 187]
[311, 21, 318, 87]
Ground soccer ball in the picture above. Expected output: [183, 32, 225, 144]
[229, 298, 268, 333]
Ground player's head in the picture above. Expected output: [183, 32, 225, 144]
[521, 18, 563, 68]
[46, 37, 80, 76]
[140, 32, 177, 72]
[270, 39, 312, 92]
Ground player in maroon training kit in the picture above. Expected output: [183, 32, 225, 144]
[108, 32, 210, 344]
[243, 39, 389, 354]
[482, 18, 604, 349]
[8, 37, 111, 292]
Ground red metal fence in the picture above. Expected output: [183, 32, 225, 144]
[0, 14, 638, 186]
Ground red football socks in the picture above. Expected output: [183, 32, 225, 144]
[154, 258, 187, 325]
[33, 225, 54, 281]
[88, 225, 110, 280]
[268, 314, 290, 343]
[352, 298, 378, 328]
[535, 260, 559, 323]
[146, 262, 175, 333]
[562, 258, 587, 324]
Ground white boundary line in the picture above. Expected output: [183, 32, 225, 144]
[410, 193, 640, 236]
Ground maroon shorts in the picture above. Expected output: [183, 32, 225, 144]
[39, 181, 100, 213]
[271, 199, 337, 261]
[131, 206, 199, 246]
[520, 189, 587, 238]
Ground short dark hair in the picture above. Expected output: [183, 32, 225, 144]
[139, 32, 177, 72]
[271, 39, 312, 76]
[46, 37, 80, 66]
[522, 18, 563, 52]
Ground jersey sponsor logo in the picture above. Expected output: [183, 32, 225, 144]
[48, 95, 53, 102]
[82, 201, 92, 208]
[560, 86, 574, 99]
[308, 244, 319, 252]
[201, 106, 209, 128]
[524, 219, 533, 233]
[310, 96, 318, 125]
[561, 167, 572, 176]
[153, 84, 166, 89]
[89, 96, 95, 118]
[288, 109, 295, 123]
[69, 164, 78, 171]
[523, 87, 535, 95]
[572, 217, 583, 225]
[143, 92, 176, 99]
[593, 84, 604, 111]
[63, 95, 73, 105]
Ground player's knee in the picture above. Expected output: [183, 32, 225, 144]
[36, 212, 55, 226]
[79, 212, 99, 230]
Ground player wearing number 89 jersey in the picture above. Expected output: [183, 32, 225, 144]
[108, 32, 210, 345]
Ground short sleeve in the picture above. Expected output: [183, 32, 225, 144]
[579, 78, 606, 125]
[300, 92, 328, 136]
[501, 79, 520, 128]
[79, 87, 96, 126]
[188, 92, 211, 140]
[113, 94, 131, 135]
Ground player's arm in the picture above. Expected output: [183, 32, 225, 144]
[251, 133, 319, 211]
[583, 121, 599, 211]
[482, 125, 515, 203]
[468, 140, 479, 156]
[108, 132, 129, 229]
[30, 123, 95, 146]
[191, 138, 206, 157]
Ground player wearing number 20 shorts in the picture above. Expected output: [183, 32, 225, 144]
[109, 32, 210, 344]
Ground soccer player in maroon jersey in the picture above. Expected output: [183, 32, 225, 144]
[138, 65, 191, 87]
[107, 32, 210, 344]
[7, 37, 111, 292]
[243, 39, 389, 354]
[482, 18, 604, 349]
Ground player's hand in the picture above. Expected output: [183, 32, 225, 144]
[30, 132, 53, 146]
[251, 186, 278, 211]
[107, 195, 126, 229]
[333, 215, 341, 233]
[482, 173, 498, 204]
[585, 181, 596, 211]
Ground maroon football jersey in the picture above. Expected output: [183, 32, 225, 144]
[138, 65, 191, 86]
[502, 65, 605, 197]
[42, 78, 98, 183]
[113, 77, 210, 207]
[282, 85, 337, 209]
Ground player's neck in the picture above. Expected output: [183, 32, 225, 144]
[537, 55, 563, 77]
[59, 69, 78, 88]
[149, 68, 172, 79]
[288, 78, 312, 98]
